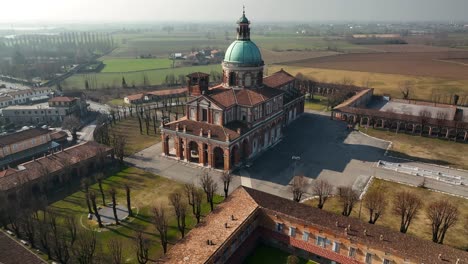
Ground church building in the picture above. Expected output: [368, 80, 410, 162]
[160, 10, 304, 171]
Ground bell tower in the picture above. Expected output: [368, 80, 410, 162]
[237, 6, 250, 41]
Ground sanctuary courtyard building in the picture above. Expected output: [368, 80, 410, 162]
[160, 11, 304, 171]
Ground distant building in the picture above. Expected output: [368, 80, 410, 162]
[162, 186, 468, 264]
[123, 88, 187, 105]
[0, 141, 112, 196]
[1, 96, 88, 126]
[0, 87, 53, 108]
[0, 128, 68, 169]
[352, 34, 401, 39]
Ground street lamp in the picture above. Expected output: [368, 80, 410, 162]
[292, 156, 301, 177]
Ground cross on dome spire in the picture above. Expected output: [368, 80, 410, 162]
[236, 5, 250, 40]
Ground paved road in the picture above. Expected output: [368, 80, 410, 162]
[125, 110, 468, 199]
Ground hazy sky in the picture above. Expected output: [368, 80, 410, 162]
[2, 0, 467, 23]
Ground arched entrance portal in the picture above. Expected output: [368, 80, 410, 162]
[188, 141, 199, 163]
[241, 139, 250, 161]
[230, 145, 240, 168]
[213, 147, 225, 169]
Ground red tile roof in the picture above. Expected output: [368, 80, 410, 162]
[164, 119, 240, 141]
[48, 96, 76, 102]
[0, 231, 46, 264]
[0, 128, 49, 147]
[163, 187, 468, 264]
[263, 69, 295, 88]
[0, 168, 18, 178]
[0, 141, 112, 191]
[207, 87, 283, 108]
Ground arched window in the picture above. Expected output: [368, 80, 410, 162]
[245, 74, 252, 87]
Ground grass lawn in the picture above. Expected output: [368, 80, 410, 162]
[100, 58, 173, 72]
[107, 98, 126, 106]
[110, 117, 161, 155]
[304, 178, 468, 250]
[244, 244, 317, 264]
[48, 166, 223, 262]
[62, 64, 221, 90]
[269, 65, 468, 101]
[304, 95, 329, 111]
[360, 127, 468, 170]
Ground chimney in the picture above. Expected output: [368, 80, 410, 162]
[456, 258, 460, 264]
[347, 224, 351, 230]
[363, 229, 367, 236]
[224, 223, 228, 228]
[237, 128, 241, 134]
[231, 215, 235, 221]
[438, 254, 442, 260]
[335, 221, 339, 227]
[199, 128, 204, 137]
[344, 227, 348, 235]
[183, 125, 187, 133]
[379, 234, 384, 241]
[207, 130, 211, 139]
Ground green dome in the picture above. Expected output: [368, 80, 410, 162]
[238, 13, 249, 24]
[224, 40, 263, 65]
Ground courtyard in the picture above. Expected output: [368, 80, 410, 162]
[127, 111, 468, 199]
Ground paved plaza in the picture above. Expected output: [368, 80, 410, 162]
[125, 111, 468, 200]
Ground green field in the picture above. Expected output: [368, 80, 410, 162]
[48, 166, 223, 262]
[244, 244, 317, 264]
[100, 58, 173, 72]
[62, 64, 221, 90]
[304, 95, 329, 111]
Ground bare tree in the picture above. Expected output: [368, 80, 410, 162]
[311, 179, 333, 209]
[65, 216, 78, 246]
[169, 192, 187, 238]
[62, 115, 81, 141]
[184, 183, 196, 215]
[291, 176, 308, 202]
[200, 173, 218, 211]
[107, 239, 124, 264]
[222, 171, 233, 198]
[338, 186, 359, 217]
[125, 184, 133, 217]
[20, 211, 36, 248]
[112, 133, 127, 163]
[95, 172, 106, 206]
[81, 178, 93, 214]
[399, 80, 413, 99]
[364, 187, 387, 224]
[89, 191, 103, 228]
[52, 232, 71, 264]
[393, 191, 422, 233]
[152, 205, 169, 254]
[109, 188, 119, 225]
[418, 109, 432, 135]
[426, 200, 459, 244]
[73, 230, 97, 264]
[193, 189, 203, 224]
[37, 214, 52, 260]
[134, 231, 149, 264]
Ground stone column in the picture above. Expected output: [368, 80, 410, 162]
[446, 129, 450, 138]
[198, 143, 205, 165]
[175, 138, 181, 159]
[162, 135, 169, 156]
[396, 122, 401, 133]
[224, 148, 231, 171]
[184, 140, 190, 162]
[207, 147, 213, 168]
[428, 127, 432, 137]
[464, 131, 467, 142]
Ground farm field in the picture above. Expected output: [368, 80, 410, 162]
[100, 58, 173, 72]
[62, 64, 221, 90]
[360, 127, 468, 170]
[284, 51, 468, 80]
[361, 44, 466, 53]
[268, 65, 468, 101]
[48, 166, 223, 262]
[304, 178, 468, 250]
